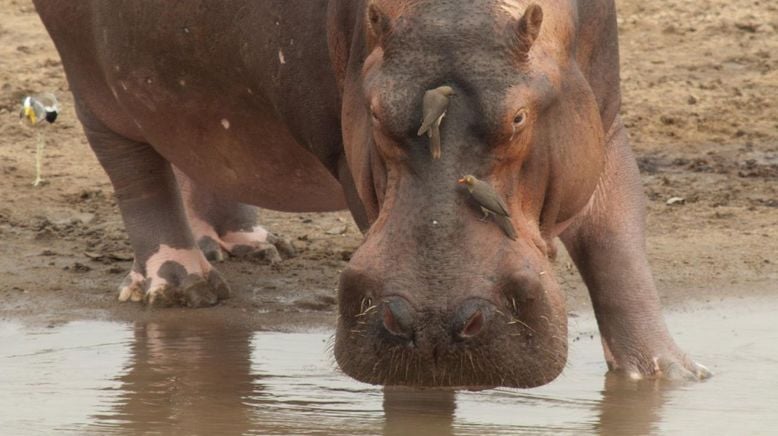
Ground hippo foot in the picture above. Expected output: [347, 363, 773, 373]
[118, 247, 231, 307]
[196, 225, 296, 264]
[606, 343, 712, 381]
[643, 356, 711, 381]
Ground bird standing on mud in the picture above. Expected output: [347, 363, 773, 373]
[417, 85, 455, 159]
[19, 93, 59, 186]
[458, 175, 518, 240]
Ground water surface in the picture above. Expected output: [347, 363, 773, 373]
[1, 296, 776, 435]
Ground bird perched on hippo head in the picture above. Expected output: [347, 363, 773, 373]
[458, 174, 518, 241]
[417, 85, 455, 160]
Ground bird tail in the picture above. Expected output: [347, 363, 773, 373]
[429, 126, 441, 159]
[496, 215, 518, 241]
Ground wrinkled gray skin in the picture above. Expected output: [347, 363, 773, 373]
[35, 0, 710, 388]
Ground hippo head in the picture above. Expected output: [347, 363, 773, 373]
[332, 1, 605, 388]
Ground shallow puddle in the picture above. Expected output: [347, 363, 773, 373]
[1, 297, 777, 435]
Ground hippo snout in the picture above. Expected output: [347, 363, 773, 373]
[335, 265, 568, 388]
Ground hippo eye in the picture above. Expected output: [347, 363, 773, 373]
[513, 109, 529, 127]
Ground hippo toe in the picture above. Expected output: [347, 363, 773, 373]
[119, 246, 230, 308]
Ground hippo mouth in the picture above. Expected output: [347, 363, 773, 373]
[334, 267, 568, 388]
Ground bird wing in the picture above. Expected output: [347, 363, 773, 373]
[471, 180, 511, 217]
[495, 215, 518, 240]
[31, 98, 47, 117]
[417, 92, 448, 136]
[35, 93, 60, 112]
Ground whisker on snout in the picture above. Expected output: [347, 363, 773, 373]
[359, 297, 374, 314]
[507, 318, 536, 333]
[505, 294, 523, 314]
[355, 305, 377, 318]
[495, 305, 537, 333]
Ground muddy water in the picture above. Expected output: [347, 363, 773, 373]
[1, 297, 776, 435]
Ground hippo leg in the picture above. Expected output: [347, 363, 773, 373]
[174, 169, 296, 263]
[561, 118, 710, 381]
[76, 102, 229, 307]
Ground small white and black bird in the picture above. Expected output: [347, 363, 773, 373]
[417, 85, 455, 160]
[20, 93, 59, 127]
[19, 93, 59, 186]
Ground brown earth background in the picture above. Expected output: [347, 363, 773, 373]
[0, 0, 776, 328]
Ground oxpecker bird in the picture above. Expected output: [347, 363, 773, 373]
[417, 85, 455, 159]
[458, 174, 517, 240]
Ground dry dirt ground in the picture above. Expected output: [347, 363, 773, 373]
[0, 0, 776, 328]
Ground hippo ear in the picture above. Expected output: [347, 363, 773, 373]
[513, 4, 543, 60]
[366, 2, 392, 48]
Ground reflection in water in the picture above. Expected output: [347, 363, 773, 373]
[1, 296, 777, 434]
[86, 320, 674, 435]
[596, 374, 669, 436]
[245, 332, 384, 435]
[383, 388, 456, 435]
[91, 320, 257, 435]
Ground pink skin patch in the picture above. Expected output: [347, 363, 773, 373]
[220, 226, 270, 252]
[118, 245, 212, 303]
[187, 213, 222, 244]
[188, 208, 274, 257]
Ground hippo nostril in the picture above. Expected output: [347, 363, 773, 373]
[461, 310, 484, 338]
[454, 298, 494, 340]
[382, 297, 415, 339]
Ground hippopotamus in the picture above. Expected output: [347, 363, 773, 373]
[34, 0, 710, 387]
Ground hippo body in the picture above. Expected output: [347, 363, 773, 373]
[35, 0, 709, 387]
